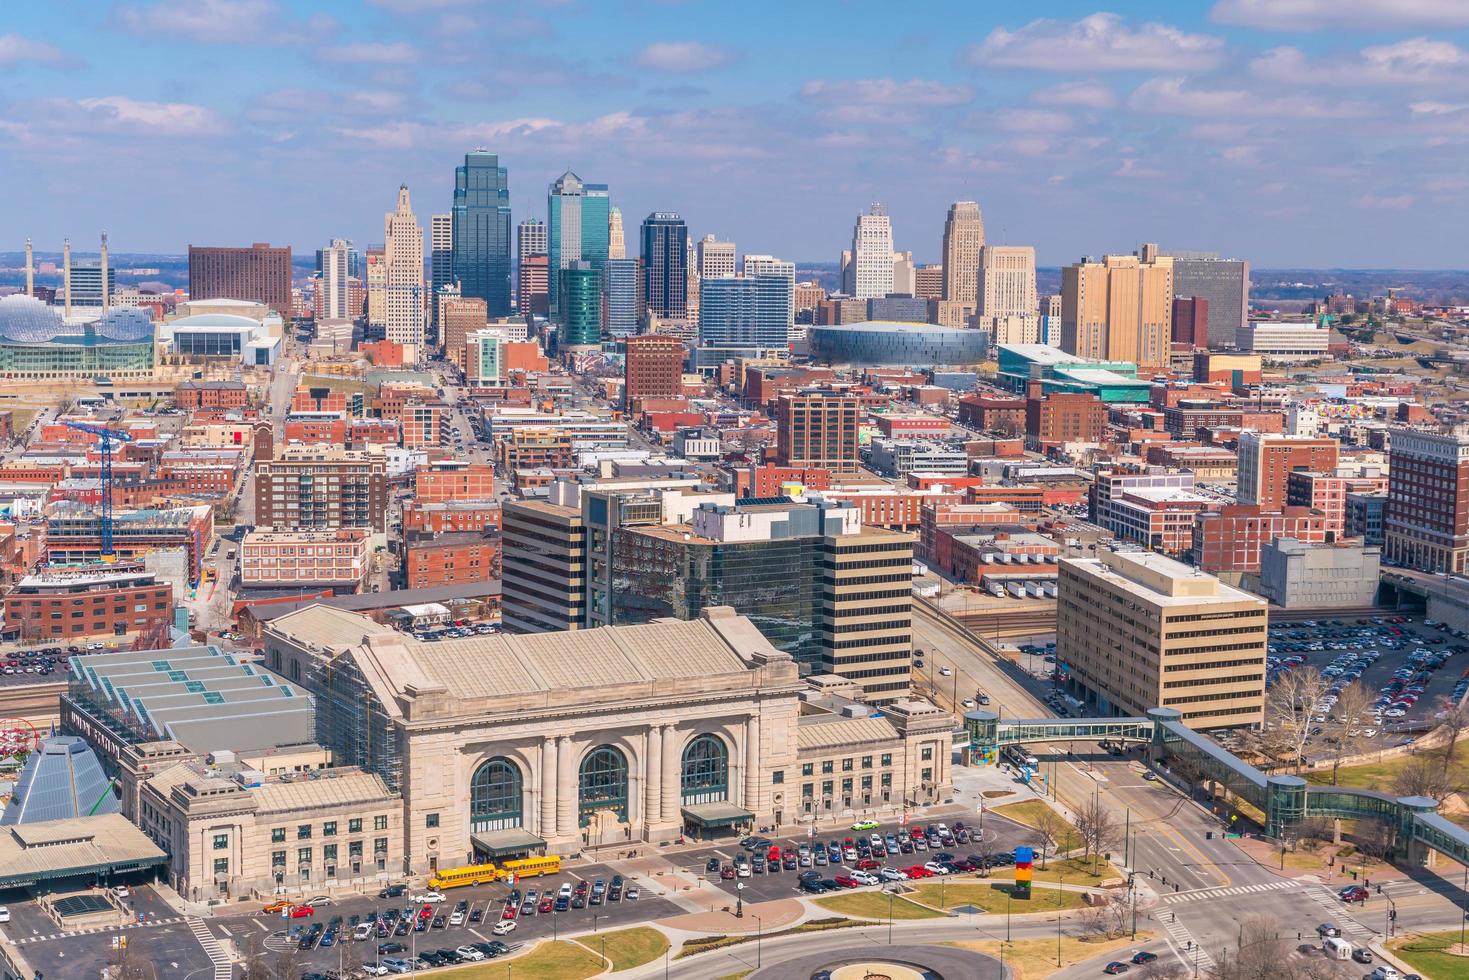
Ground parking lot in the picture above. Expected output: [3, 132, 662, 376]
[212, 860, 680, 974]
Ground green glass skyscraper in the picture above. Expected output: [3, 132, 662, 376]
[547, 171, 609, 314]
[557, 261, 602, 349]
[452, 151, 512, 316]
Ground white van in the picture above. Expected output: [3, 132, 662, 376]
[353, 922, 373, 942]
[1322, 936, 1352, 960]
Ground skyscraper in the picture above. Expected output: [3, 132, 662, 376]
[365, 248, 385, 330]
[321, 239, 353, 320]
[698, 275, 794, 349]
[188, 243, 292, 316]
[739, 255, 796, 340]
[519, 255, 549, 318]
[383, 185, 425, 349]
[517, 218, 547, 315]
[1160, 250, 1249, 349]
[696, 234, 736, 280]
[941, 201, 985, 306]
[557, 261, 601, 349]
[977, 245, 1038, 344]
[602, 257, 639, 338]
[517, 218, 547, 266]
[1060, 250, 1174, 371]
[608, 207, 626, 260]
[1384, 426, 1469, 574]
[547, 171, 610, 313]
[430, 214, 452, 335]
[850, 204, 894, 300]
[640, 212, 688, 319]
[451, 150, 512, 317]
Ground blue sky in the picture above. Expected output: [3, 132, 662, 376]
[4, 0, 1469, 267]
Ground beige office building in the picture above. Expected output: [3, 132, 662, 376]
[941, 201, 984, 308]
[383, 184, 425, 350]
[500, 499, 586, 633]
[1060, 249, 1174, 370]
[976, 245, 1038, 343]
[441, 296, 487, 371]
[1056, 549, 1266, 729]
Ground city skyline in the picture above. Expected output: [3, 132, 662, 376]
[4, 2, 1468, 267]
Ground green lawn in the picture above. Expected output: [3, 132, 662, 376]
[1307, 748, 1469, 792]
[442, 941, 605, 980]
[990, 800, 1063, 831]
[1390, 931, 1469, 980]
[908, 881, 1088, 913]
[814, 892, 943, 920]
[574, 926, 668, 971]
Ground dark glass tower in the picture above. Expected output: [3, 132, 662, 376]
[639, 212, 688, 319]
[452, 151, 513, 317]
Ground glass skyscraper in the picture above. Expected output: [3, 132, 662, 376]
[640, 212, 688, 319]
[697, 274, 793, 348]
[602, 258, 639, 338]
[547, 171, 610, 314]
[557, 261, 602, 349]
[452, 151, 513, 317]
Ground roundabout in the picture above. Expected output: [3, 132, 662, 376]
[745, 942, 1005, 979]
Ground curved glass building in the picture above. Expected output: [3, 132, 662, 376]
[0, 295, 156, 380]
[809, 321, 990, 367]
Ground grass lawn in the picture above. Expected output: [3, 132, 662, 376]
[909, 881, 1088, 914]
[1390, 931, 1469, 980]
[573, 926, 669, 971]
[814, 892, 944, 920]
[945, 931, 1155, 979]
[1308, 748, 1469, 793]
[713, 973, 752, 980]
[677, 918, 859, 959]
[442, 941, 604, 980]
[991, 800, 1066, 832]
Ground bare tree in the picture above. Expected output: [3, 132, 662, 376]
[238, 931, 275, 980]
[1206, 916, 1340, 980]
[1356, 818, 1395, 861]
[1392, 755, 1460, 803]
[274, 940, 301, 980]
[1033, 807, 1068, 870]
[1264, 666, 1333, 772]
[1074, 796, 1120, 875]
[1437, 694, 1469, 772]
[1139, 959, 1188, 980]
[1326, 681, 1376, 784]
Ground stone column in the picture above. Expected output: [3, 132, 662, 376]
[556, 736, 576, 836]
[744, 712, 762, 813]
[661, 725, 680, 828]
[645, 725, 662, 826]
[539, 738, 557, 838]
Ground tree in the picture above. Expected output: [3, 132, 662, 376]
[1325, 681, 1376, 785]
[1263, 666, 1333, 772]
[1392, 755, 1460, 803]
[1074, 795, 1120, 875]
[1032, 807, 1069, 870]
[1206, 916, 1339, 980]
[1356, 817, 1395, 861]
[1138, 959, 1188, 980]
[1436, 694, 1469, 773]
[238, 931, 275, 980]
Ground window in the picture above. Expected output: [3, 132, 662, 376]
[821, 779, 834, 797]
[841, 778, 853, 795]
[426, 813, 440, 828]
[213, 858, 228, 875]
[271, 851, 286, 868]
[801, 782, 814, 799]
[881, 773, 892, 787]
[861, 756, 873, 769]
[213, 834, 228, 850]
[349, 841, 363, 858]
[771, 771, 784, 784]
[579, 745, 630, 826]
[921, 747, 933, 761]
[298, 847, 312, 865]
[471, 758, 524, 833]
[880, 754, 892, 766]
[681, 734, 729, 805]
[323, 844, 337, 862]
[801, 763, 813, 777]
[323, 821, 337, 837]
[348, 818, 362, 834]
[297, 824, 311, 839]
[841, 758, 853, 772]
[374, 837, 388, 854]
[921, 767, 933, 784]
[821, 760, 833, 774]
[374, 815, 388, 831]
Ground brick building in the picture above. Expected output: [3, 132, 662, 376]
[401, 500, 503, 534]
[399, 401, 448, 450]
[1192, 505, 1330, 574]
[414, 462, 496, 503]
[957, 396, 1027, 434]
[187, 242, 292, 316]
[1285, 468, 1389, 536]
[4, 568, 172, 640]
[1025, 385, 1107, 446]
[238, 529, 371, 592]
[1237, 432, 1340, 511]
[774, 389, 862, 474]
[404, 532, 502, 588]
[254, 449, 387, 533]
[175, 380, 248, 410]
[1384, 427, 1469, 573]
[623, 335, 685, 409]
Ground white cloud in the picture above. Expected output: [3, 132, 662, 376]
[111, 0, 283, 43]
[1411, 101, 1469, 115]
[632, 41, 735, 73]
[1031, 81, 1117, 109]
[1252, 39, 1469, 87]
[965, 13, 1224, 71]
[77, 96, 227, 135]
[320, 42, 421, 65]
[994, 108, 1073, 132]
[0, 34, 66, 68]
[800, 78, 973, 107]
[1129, 76, 1372, 119]
[1353, 193, 1415, 210]
[1212, 0, 1469, 30]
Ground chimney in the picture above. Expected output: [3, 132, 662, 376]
[63, 238, 72, 317]
[24, 239, 33, 297]
[100, 232, 110, 309]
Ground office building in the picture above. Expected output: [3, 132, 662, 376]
[1258, 538, 1381, 609]
[849, 204, 895, 300]
[365, 248, 385, 330]
[500, 499, 587, 633]
[557, 261, 601, 349]
[319, 239, 354, 321]
[608, 207, 626, 259]
[1236, 432, 1339, 511]
[1192, 505, 1329, 575]
[624, 335, 685, 407]
[696, 235, 737, 280]
[4, 567, 172, 641]
[429, 215, 452, 334]
[547, 171, 610, 313]
[1235, 321, 1330, 361]
[698, 274, 793, 348]
[743, 255, 796, 338]
[441, 296, 486, 371]
[867, 296, 929, 323]
[1160, 250, 1249, 348]
[239, 529, 372, 591]
[1172, 296, 1208, 349]
[188, 243, 292, 317]
[976, 245, 1037, 342]
[1057, 549, 1266, 728]
[941, 201, 984, 308]
[641, 212, 688, 319]
[518, 218, 547, 268]
[914, 264, 944, 301]
[254, 448, 388, 533]
[1025, 382, 1107, 446]
[1384, 427, 1469, 573]
[1285, 468, 1387, 536]
[66, 260, 116, 310]
[382, 185, 424, 349]
[602, 257, 640, 338]
[1346, 492, 1386, 546]
[452, 151, 513, 317]
[404, 532, 500, 589]
[1060, 249, 1174, 371]
[775, 389, 861, 474]
[518, 255, 549, 318]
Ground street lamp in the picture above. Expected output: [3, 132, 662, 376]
[754, 914, 762, 967]
[734, 881, 745, 918]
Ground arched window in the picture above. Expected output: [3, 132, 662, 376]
[681, 734, 729, 804]
[578, 745, 628, 826]
[470, 758, 523, 832]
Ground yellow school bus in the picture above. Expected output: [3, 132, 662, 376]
[427, 855, 560, 890]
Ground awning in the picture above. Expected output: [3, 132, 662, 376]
[681, 802, 755, 828]
[471, 828, 546, 857]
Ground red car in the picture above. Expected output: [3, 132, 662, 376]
[903, 865, 935, 879]
[418, 905, 434, 920]
[856, 858, 881, 871]
[537, 896, 554, 914]
[832, 875, 860, 888]
[289, 905, 315, 918]
[910, 828, 925, 840]
[767, 846, 782, 863]
[1339, 886, 1369, 903]
[501, 906, 517, 920]
[720, 866, 736, 880]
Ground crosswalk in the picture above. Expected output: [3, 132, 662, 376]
[1161, 911, 1216, 970]
[189, 918, 234, 980]
[1300, 887, 1375, 939]
[11, 916, 184, 944]
[1160, 879, 1298, 905]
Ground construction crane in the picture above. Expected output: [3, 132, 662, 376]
[62, 420, 134, 559]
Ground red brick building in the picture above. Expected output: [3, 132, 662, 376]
[404, 533, 501, 589]
[402, 500, 503, 534]
[1171, 295, 1208, 349]
[1192, 505, 1330, 574]
[4, 568, 172, 640]
[774, 389, 862, 473]
[623, 335, 686, 409]
[1286, 469, 1389, 536]
[400, 400, 448, 449]
[415, 462, 497, 503]
[958, 396, 1027, 434]
[291, 386, 351, 414]
[1162, 402, 1243, 439]
[175, 380, 248, 410]
[1238, 433, 1340, 512]
[1025, 385, 1107, 446]
[187, 242, 293, 316]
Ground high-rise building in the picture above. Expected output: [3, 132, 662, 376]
[976, 245, 1038, 344]
[451, 150, 513, 317]
[892, 251, 915, 297]
[1384, 426, 1469, 573]
[500, 499, 586, 634]
[914, 263, 944, 301]
[1057, 549, 1266, 728]
[320, 239, 353, 321]
[365, 248, 385, 329]
[742, 255, 796, 340]
[941, 201, 984, 308]
[187, 243, 292, 316]
[557, 261, 601, 349]
[430, 214, 453, 335]
[640, 212, 688, 319]
[850, 204, 894, 300]
[383, 185, 424, 349]
[66, 261, 116, 310]
[698, 275, 794, 349]
[1172, 296, 1209, 349]
[608, 207, 626, 260]
[1236, 431, 1340, 512]
[1160, 250, 1249, 349]
[254, 448, 388, 533]
[547, 171, 610, 313]
[1040, 294, 1063, 346]
[696, 234, 736, 280]
[775, 389, 861, 474]
[602, 257, 639, 338]
[518, 218, 547, 265]
[623, 334, 685, 407]
[517, 218, 548, 316]
[441, 296, 486, 371]
[1060, 249, 1174, 371]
